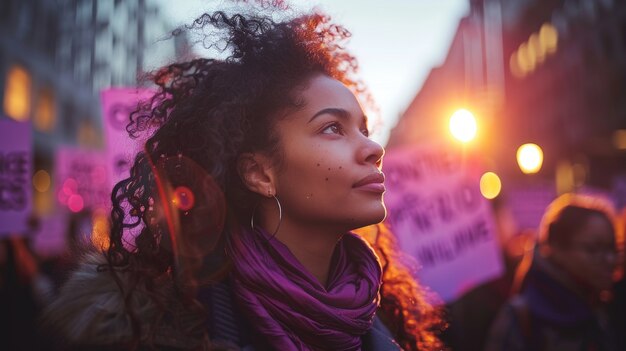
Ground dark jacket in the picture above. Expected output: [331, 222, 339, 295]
[484, 255, 619, 351]
[41, 252, 401, 351]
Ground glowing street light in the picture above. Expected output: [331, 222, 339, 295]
[480, 172, 502, 199]
[517, 143, 543, 174]
[449, 109, 477, 143]
[32, 170, 51, 193]
[4, 65, 31, 122]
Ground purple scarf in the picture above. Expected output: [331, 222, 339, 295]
[227, 227, 383, 350]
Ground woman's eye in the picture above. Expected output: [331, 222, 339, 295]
[361, 128, 370, 137]
[321, 123, 343, 135]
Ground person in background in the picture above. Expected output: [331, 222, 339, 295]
[41, 3, 444, 350]
[484, 193, 621, 351]
[0, 234, 53, 351]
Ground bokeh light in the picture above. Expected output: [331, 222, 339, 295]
[517, 43, 532, 74]
[172, 186, 195, 211]
[539, 23, 558, 55]
[510, 22, 559, 78]
[612, 129, 626, 150]
[529, 33, 545, 64]
[3, 65, 31, 121]
[34, 87, 56, 132]
[67, 194, 84, 213]
[62, 178, 78, 195]
[33, 170, 51, 193]
[449, 109, 477, 142]
[516, 143, 544, 174]
[556, 160, 574, 194]
[480, 172, 502, 199]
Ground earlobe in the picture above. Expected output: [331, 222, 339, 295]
[237, 153, 275, 196]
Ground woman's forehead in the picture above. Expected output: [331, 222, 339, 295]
[297, 76, 364, 115]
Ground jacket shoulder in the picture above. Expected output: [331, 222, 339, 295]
[362, 316, 403, 351]
[40, 251, 205, 349]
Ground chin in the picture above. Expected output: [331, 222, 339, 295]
[353, 204, 387, 229]
[373, 207, 387, 224]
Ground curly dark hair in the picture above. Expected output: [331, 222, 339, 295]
[358, 224, 446, 351]
[105, 4, 443, 350]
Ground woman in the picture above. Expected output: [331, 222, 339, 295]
[42, 5, 443, 351]
[484, 193, 621, 351]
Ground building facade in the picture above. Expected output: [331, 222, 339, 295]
[0, 0, 188, 215]
[389, 0, 626, 207]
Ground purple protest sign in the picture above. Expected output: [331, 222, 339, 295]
[100, 88, 155, 191]
[100, 88, 156, 249]
[383, 142, 503, 303]
[0, 119, 32, 236]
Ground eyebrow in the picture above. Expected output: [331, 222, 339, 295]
[308, 107, 368, 126]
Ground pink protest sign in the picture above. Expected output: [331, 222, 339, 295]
[55, 147, 109, 212]
[100, 88, 155, 191]
[383, 142, 503, 302]
[0, 119, 32, 236]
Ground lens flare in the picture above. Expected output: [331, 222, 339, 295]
[172, 186, 195, 211]
[145, 151, 227, 286]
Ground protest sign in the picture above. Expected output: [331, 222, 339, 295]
[506, 182, 556, 231]
[32, 211, 69, 258]
[383, 142, 503, 302]
[55, 147, 109, 212]
[0, 119, 32, 236]
[100, 88, 155, 191]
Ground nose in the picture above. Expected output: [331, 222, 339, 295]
[359, 136, 385, 167]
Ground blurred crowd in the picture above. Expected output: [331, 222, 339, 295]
[1, 192, 625, 351]
[443, 193, 626, 351]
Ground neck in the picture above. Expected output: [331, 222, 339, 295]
[260, 209, 344, 286]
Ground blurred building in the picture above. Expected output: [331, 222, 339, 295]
[0, 0, 189, 216]
[389, 0, 626, 209]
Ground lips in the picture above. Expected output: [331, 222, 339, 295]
[353, 172, 385, 193]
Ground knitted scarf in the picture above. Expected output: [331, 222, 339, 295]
[227, 226, 382, 350]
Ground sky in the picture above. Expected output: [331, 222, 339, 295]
[160, 0, 470, 145]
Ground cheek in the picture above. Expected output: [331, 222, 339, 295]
[274, 136, 358, 211]
[278, 157, 351, 208]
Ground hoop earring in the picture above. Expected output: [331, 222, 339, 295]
[250, 195, 282, 240]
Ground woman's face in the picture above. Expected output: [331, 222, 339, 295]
[270, 74, 386, 232]
[552, 214, 617, 291]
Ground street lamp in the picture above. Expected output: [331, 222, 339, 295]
[480, 171, 502, 199]
[449, 109, 477, 143]
[516, 143, 543, 174]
